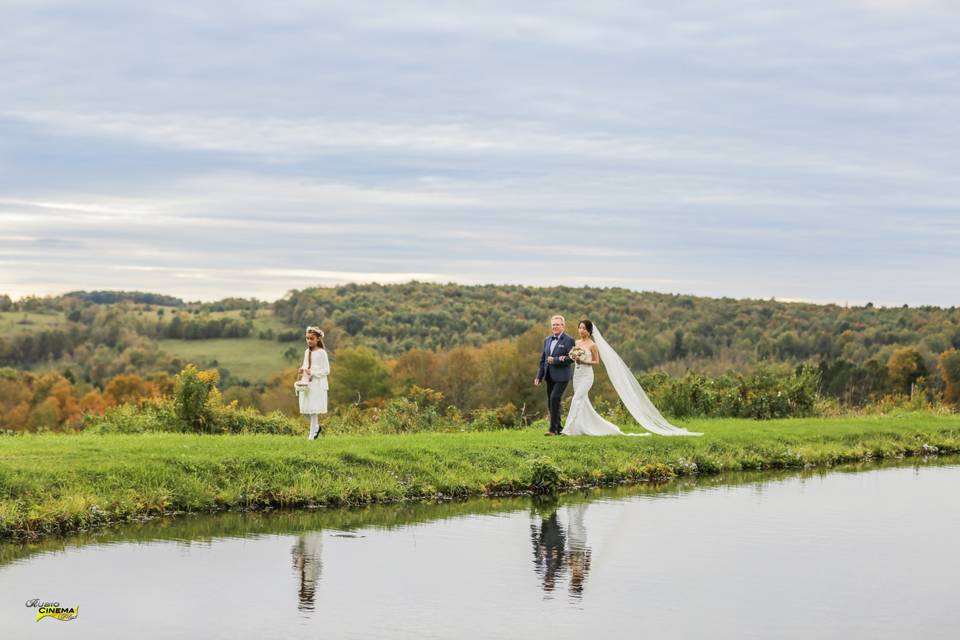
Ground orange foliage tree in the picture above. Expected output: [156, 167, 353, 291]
[104, 373, 160, 406]
[938, 349, 960, 405]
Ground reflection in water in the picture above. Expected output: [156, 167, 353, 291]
[291, 533, 323, 611]
[531, 502, 566, 594]
[2, 461, 913, 571]
[531, 500, 592, 598]
[3, 458, 960, 639]
[566, 503, 592, 597]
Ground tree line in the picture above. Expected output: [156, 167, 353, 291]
[275, 282, 960, 370]
[3, 283, 960, 422]
[6, 333, 960, 434]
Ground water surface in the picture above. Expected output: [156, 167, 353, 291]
[2, 460, 958, 639]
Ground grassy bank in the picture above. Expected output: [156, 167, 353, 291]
[2, 413, 960, 541]
[5, 461, 935, 567]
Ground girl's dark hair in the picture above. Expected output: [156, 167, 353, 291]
[306, 327, 325, 349]
[579, 319, 593, 336]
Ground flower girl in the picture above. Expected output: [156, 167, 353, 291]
[296, 326, 329, 439]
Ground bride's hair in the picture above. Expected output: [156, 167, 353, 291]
[579, 319, 593, 336]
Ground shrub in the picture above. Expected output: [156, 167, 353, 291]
[495, 402, 521, 428]
[467, 409, 502, 431]
[638, 366, 819, 420]
[85, 366, 303, 435]
[466, 403, 523, 431]
[84, 398, 182, 434]
[86, 395, 301, 435]
[381, 397, 441, 433]
[173, 365, 219, 432]
[528, 456, 564, 494]
[407, 385, 444, 409]
[208, 404, 302, 435]
[639, 463, 674, 481]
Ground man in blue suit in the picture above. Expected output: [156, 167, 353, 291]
[535, 315, 576, 436]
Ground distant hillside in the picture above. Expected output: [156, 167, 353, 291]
[3, 282, 959, 387]
[276, 282, 960, 372]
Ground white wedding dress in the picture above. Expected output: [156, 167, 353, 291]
[561, 325, 702, 437]
[562, 347, 648, 436]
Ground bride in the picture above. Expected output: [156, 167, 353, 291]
[561, 320, 701, 437]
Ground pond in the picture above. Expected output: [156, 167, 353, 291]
[2, 458, 958, 638]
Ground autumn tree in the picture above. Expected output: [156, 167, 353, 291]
[104, 373, 159, 406]
[392, 349, 439, 393]
[886, 347, 928, 395]
[257, 368, 301, 415]
[79, 389, 109, 415]
[938, 349, 960, 405]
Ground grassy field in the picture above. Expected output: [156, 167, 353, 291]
[10, 305, 300, 382]
[28, 335, 294, 381]
[157, 337, 294, 382]
[154, 307, 307, 382]
[1, 413, 959, 541]
[0, 311, 62, 335]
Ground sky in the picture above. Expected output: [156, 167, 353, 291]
[1, 0, 958, 306]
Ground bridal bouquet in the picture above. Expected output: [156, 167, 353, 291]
[569, 346, 586, 364]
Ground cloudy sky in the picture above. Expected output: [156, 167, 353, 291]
[1, 0, 958, 305]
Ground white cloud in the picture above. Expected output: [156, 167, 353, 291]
[852, 0, 934, 10]
[1, 0, 959, 305]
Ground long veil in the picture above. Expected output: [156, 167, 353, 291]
[593, 325, 702, 436]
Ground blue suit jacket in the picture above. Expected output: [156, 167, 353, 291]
[537, 333, 576, 383]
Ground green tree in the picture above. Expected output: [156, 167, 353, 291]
[670, 329, 686, 359]
[329, 347, 391, 407]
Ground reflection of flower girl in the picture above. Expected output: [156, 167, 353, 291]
[296, 326, 330, 440]
[291, 533, 323, 611]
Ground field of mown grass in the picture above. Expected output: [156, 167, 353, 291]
[148, 309, 299, 382]
[156, 337, 293, 382]
[0, 311, 62, 335]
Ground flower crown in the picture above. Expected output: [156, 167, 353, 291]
[306, 326, 325, 338]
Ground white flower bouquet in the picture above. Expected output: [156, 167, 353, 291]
[569, 346, 586, 364]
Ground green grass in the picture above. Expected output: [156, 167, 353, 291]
[156, 310, 303, 381]
[157, 337, 294, 382]
[1, 413, 959, 541]
[0, 311, 62, 335]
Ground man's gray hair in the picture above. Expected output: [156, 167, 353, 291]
[551, 315, 566, 324]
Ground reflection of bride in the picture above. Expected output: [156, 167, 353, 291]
[562, 320, 701, 437]
[564, 503, 592, 596]
[530, 501, 594, 598]
[291, 533, 323, 611]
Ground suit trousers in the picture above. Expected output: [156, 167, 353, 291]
[545, 376, 568, 434]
